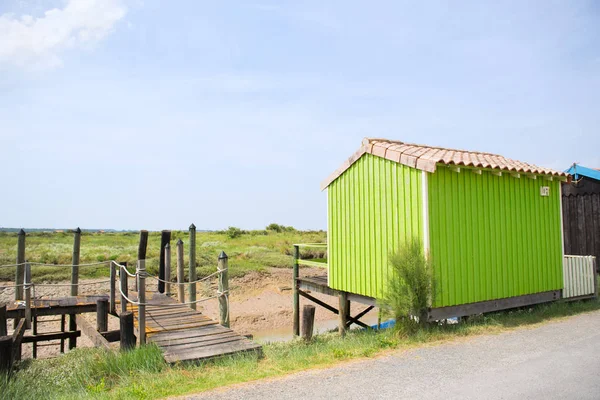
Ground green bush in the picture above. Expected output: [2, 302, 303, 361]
[380, 238, 436, 328]
[226, 226, 243, 239]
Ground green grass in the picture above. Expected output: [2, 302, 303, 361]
[1, 297, 599, 400]
[0, 230, 327, 282]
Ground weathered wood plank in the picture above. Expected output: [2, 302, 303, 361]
[153, 332, 241, 347]
[76, 315, 111, 350]
[163, 340, 261, 363]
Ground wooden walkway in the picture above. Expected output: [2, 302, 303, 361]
[127, 293, 261, 363]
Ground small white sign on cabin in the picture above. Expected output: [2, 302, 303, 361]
[540, 186, 550, 197]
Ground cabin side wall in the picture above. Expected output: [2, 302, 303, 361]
[328, 153, 423, 299]
[562, 179, 600, 271]
[428, 167, 564, 308]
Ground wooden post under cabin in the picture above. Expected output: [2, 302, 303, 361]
[176, 239, 185, 303]
[109, 261, 116, 315]
[137, 260, 146, 345]
[136, 230, 148, 291]
[96, 299, 109, 333]
[0, 336, 12, 373]
[15, 229, 25, 302]
[218, 251, 230, 328]
[189, 224, 197, 310]
[119, 311, 135, 351]
[338, 291, 349, 336]
[120, 261, 129, 315]
[292, 245, 300, 336]
[69, 227, 81, 350]
[301, 304, 316, 341]
[0, 305, 7, 337]
[165, 243, 172, 296]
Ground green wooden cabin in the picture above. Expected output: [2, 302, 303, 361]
[321, 138, 571, 316]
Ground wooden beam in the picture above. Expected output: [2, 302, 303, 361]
[298, 290, 339, 314]
[76, 315, 111, 350]
[511, 173, 521, 179]
[101, 330, 120, 343]
[472, 169, 482, 175]
[22, 330, 81, 343]
[544, 175, 554, 181]
[449, 165, 461, 173]
[11, 318, 26, 362]
[526, 174, 537, 180]
[427, 290, 560, 321]
[491, 170, 502, 177]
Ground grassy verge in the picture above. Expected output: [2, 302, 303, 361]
[1, 297, 599, 400]
[0, 230, 327, 282]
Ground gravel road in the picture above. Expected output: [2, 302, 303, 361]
[185, 310, 600, 400]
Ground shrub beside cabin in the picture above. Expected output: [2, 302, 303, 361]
[320, 138, 593, 320]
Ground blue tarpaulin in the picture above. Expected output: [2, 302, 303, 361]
[565, 164, 600, 181]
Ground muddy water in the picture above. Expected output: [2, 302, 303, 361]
[252, 313, 385, 343]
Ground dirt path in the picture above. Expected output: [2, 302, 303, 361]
[0, 268, 375, 358]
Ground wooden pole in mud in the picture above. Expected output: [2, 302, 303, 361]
[176, 239, 185, 303]
[137, 260, 146, 345]
[120, 312, 135, 351]
[293, 245, 300, 336]
[15, 229, 25, 301]
[69, 228, 81, 350]
[218, 251, 229, 328]
[189, 224, 197, 310]
[301, 305, 315, 342]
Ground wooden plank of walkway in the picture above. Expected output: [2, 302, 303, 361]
[5, 295, 107, 318]
[127, 292, 261, 363]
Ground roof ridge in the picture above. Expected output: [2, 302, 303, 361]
[364, 137, 503, 157]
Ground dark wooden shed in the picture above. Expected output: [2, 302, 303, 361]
[562, 164, 600, 272]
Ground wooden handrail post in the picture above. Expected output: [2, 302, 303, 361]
[69, 227, 81, 350]
[120, 262, 129, 315]
[218, 251, 230, 328]
[189, 224, 197, 310]
[159, 230, 171, 294]
[109, 261, 116, 315]
[293, 245, 300, 336]
[137, 260, 146, 345]
[176, 239, 185, 303]
[165, 243, 172, 296]
[136, 230, 148, 291]
[15, 229, 25, 301]
[119, 311, 135, 351]
[24, 262, 32, 329]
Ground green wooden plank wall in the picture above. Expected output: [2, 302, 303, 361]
[328, 153, 423, 299]
[428, 167, 564, 307]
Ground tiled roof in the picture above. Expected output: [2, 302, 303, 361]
[321, 138, 569, 190]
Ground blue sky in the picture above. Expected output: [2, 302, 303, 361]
[1, 1, 599, 231]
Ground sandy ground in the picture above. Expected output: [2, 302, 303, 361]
[0, 268, 375, 359]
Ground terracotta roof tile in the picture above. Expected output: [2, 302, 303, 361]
[321, 138, 569, 190]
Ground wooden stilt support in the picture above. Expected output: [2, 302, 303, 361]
[165, 243, 172, 296]
[339, 291, 349, 336]
[60, 314, 66, 353]
[109, 261, 116, 315]
[0, 305, 6, 337]
[136, 230, 148, 291]
[15, 229, 25, 302]
[293, 245, 300, 336]
[0, 336, 12, 373]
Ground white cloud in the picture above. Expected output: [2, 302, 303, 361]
[0, 0, 126, 69]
